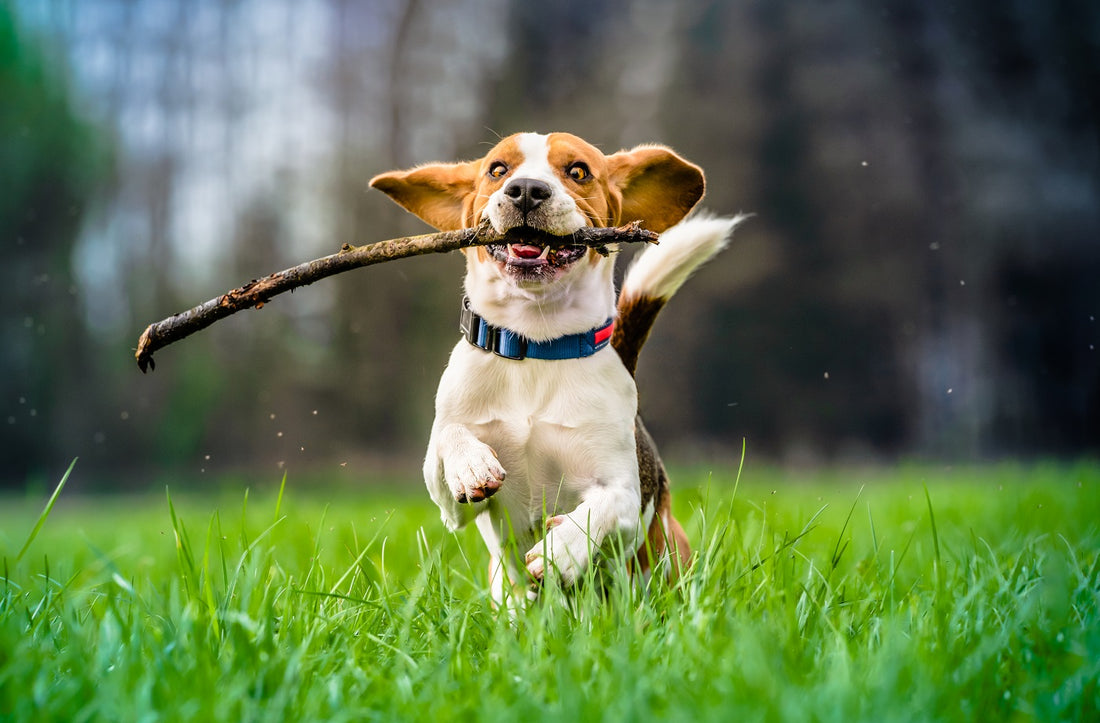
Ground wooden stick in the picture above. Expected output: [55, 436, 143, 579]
[134, 221, 658, 372]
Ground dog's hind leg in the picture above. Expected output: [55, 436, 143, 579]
[475, 510, 528, 611]
[631, 417, 691, 582]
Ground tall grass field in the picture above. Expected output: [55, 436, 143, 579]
[1, 461, 1097, 721]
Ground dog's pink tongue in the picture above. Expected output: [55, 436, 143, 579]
[510, 244, 544, 259]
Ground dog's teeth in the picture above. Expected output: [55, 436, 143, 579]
[539, 246, 551, 259]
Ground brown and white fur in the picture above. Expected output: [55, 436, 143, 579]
[370, 132, 743, 604]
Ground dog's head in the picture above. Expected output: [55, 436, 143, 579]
[370, 132, 705, 288]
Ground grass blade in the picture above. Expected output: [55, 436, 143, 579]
[165, 486, 197, 597]
[732, 437, 746, 503]
[15, 458, 77, 563]
[924, 484, 942, 571]
[274, 471, 288, 523]
[830, 485, 864, 571]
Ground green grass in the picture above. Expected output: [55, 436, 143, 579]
[1, 461, 1098, 722]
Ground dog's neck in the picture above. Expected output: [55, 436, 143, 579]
[463, 256, 617, 343]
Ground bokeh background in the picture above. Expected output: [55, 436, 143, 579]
[3, 0, 1098, 491]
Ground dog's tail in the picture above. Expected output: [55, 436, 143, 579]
[612, 213, 747, 375]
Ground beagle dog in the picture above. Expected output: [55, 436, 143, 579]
[370, 132, 742, 604]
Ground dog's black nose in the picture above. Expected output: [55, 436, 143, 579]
[503, 178, 552, 216]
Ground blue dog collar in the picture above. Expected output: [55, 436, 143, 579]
[459, 297, 615, 361]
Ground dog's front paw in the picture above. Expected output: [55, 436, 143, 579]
[525, 517, 592, 587]
[446, 443, 505, 504]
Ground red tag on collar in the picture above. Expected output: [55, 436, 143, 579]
[593, 320, 615, 347]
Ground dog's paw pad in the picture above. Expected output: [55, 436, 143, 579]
[463, 472, 503, 502]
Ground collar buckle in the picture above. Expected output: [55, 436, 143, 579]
[459, 298, 479, 346]
[489, 327, 527, 360]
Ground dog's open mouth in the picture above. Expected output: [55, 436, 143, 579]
[488, 242, 588, 269]
[486, 228, 589, 277]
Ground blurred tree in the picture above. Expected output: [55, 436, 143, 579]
[939, 0, 1100, 454]
[5, 0, 1096, 487]
[0, 6, 111, 487]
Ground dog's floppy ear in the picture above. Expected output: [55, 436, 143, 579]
[370, 161, 480, 231]
[607, 145, 705, 232]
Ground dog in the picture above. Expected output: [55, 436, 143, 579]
[370, 132, 742, 604]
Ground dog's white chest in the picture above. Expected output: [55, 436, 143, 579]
[433, 342, 639, 527]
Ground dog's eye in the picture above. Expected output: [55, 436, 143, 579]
[567, 162, 590, 182]
[488, 162, 508, 179]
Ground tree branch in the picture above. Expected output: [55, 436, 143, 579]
[134, 221, 658, 372]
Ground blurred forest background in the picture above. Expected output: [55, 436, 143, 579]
[2, 0, 1097, 492]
